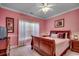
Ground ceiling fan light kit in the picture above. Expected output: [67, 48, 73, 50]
[40, 3, 54, 14]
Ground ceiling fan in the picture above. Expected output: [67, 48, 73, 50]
[37, 3, 55, 14]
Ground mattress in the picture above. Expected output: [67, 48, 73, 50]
[42, 37, 69, 56]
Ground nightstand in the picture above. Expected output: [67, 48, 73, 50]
[70, 40, 79, 53]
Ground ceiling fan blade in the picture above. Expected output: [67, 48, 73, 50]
[34, 9, 42, 14]
[37, 6, 44, 8]
[50, 8, 54, 11]
[47, 5, 55, 8]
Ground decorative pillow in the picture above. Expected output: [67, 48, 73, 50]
[51, 33, 58, 38]
[58, 33, 65, 38]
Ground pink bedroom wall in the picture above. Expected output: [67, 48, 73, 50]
[46, 9, 79, 35]
[0, 8, 46, 46]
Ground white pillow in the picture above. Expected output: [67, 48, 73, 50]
[65, 33, 68, 38]
[51, 33, 58, 38]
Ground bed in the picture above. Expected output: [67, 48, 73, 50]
[31, 30, 71, 56]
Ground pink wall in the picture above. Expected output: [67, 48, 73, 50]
[46, 9, 79, 35]
[0, 8, 46, 46]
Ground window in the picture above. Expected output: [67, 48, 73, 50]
[19, 20, 39, 41]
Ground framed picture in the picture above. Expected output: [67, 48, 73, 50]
[54, 19, 64, 28]
[6, 17, 14, 33]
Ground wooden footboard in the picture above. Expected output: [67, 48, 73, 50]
[31, 36, 55, 56]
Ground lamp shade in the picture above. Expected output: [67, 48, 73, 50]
[71, 33, 79, 40]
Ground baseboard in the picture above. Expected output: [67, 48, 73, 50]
[10, 45, 17, 49]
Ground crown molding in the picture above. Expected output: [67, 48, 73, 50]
[47, 7, 79, 19]
[0, 5, 45, 20]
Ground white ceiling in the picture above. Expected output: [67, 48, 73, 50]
[1, 3, 79, 19]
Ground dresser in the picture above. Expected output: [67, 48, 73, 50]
[70, 40, 79, 53]
[0, 38, 8, 56]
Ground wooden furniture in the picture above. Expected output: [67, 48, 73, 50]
[31, 30, 71, 56]
[0, 37, 8, 56]
[70, 40, 79, 53]
[31, 36, 55, 56]
[42, 35, 50, 37]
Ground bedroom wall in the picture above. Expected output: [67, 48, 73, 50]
[0, 8, 46, 47]
[46, 9, 79, 35]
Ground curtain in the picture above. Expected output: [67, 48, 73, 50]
[19, 20, 39, 41]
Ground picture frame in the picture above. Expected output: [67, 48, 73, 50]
[54, 19, 64, 28]
[6, 17, 14, 33]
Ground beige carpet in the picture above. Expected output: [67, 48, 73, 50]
[10, 45, 40, 56]
[10, 45, 79, 56]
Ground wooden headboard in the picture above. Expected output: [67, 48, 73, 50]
[50, 30, 71, 39]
